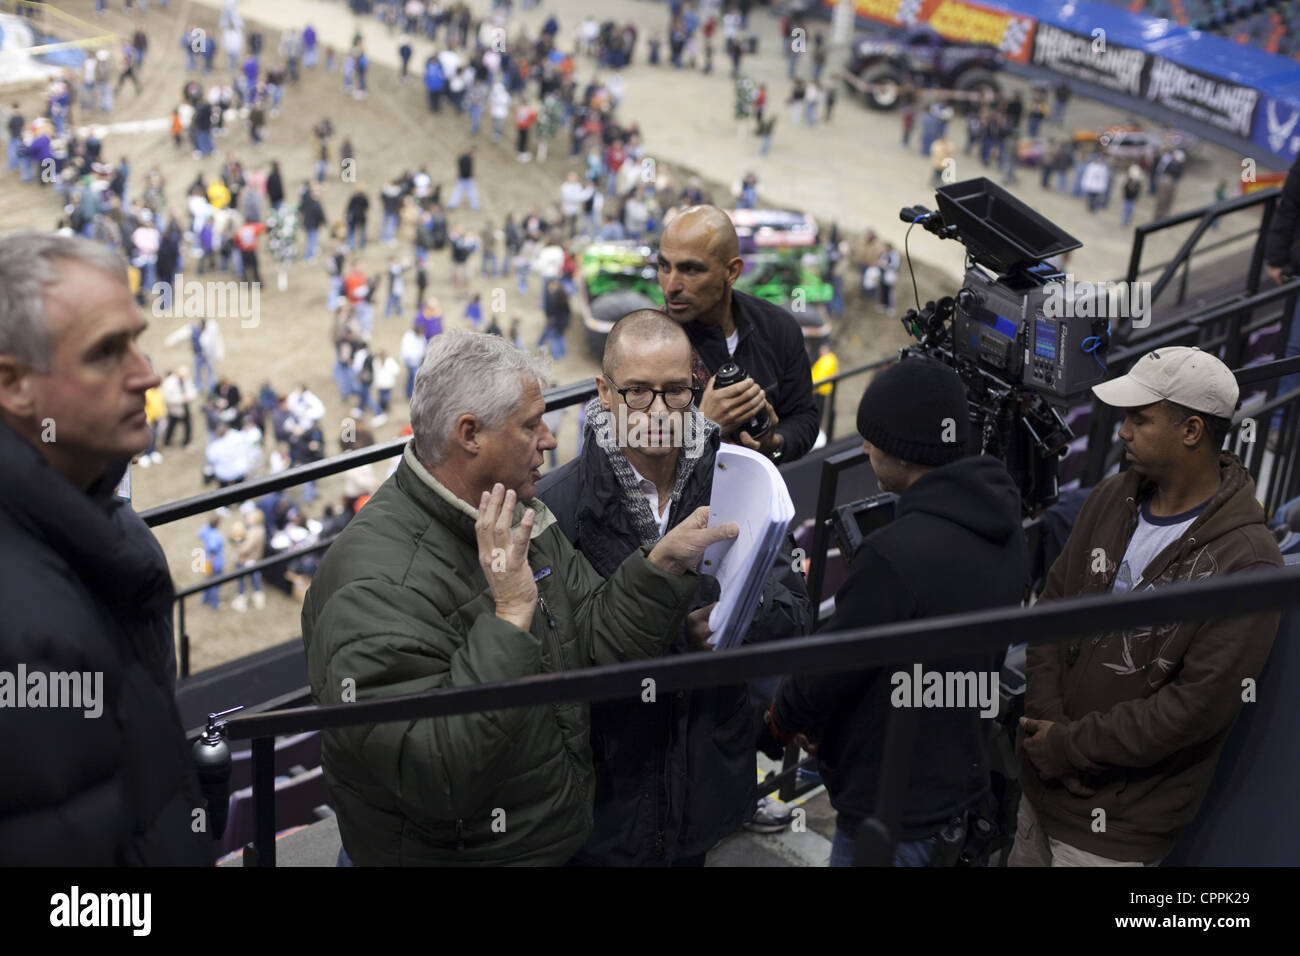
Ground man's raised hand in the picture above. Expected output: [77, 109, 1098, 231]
[477, 483, 537, 631]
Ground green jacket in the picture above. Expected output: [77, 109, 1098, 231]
[302, 446, 701, 865]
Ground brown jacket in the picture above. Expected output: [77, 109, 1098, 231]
[234, 514, 266, 566]
[852, 233, 885, 271]
[1020, 453, 1282, 860]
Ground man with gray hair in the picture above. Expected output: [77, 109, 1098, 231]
[0, 232, 210, 865]
[302, 330, 737, 866]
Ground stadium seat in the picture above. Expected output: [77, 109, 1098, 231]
[1273, 493, 1300, 531]
[217, 766, 334, 859]
[228, 730, 323, 792]
[1057, 435, 1091, 488]
[1163, 552, 1300, 865]
[1103, 0, 1300, 51]
[1272, 527, 1300, 554]
[1243, 321, 1284, 364]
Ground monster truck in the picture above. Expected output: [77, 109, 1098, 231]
[843, 26, 1003, 111]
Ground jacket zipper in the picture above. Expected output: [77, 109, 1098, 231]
[537, 593, 562, 669]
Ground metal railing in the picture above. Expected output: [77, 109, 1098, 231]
[223, 564, 1300, 865]
[1122, 186, 1277, 325]
[816, 356, 893, 440]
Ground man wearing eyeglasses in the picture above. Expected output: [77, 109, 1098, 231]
[536, 309, 811, 866]
[658, 204, 820, 464]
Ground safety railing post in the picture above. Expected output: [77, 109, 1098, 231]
[246, 736, 276, 867]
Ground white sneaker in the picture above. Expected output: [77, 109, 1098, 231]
[252, 590, 266, 610]
[137, 456, 151, 468]
[349, 407, 363, 417]
[150, 451, 163, 464]
[744, 796, 795, 834]
[232, 593, 248, 613]
[370, 413, 387, 426]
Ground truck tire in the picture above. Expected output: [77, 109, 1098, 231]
[859, 64, 907, 110]
[953, 68, 1001, 104]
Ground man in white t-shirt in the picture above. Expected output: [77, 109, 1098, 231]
[1016, 346, 1283, 866]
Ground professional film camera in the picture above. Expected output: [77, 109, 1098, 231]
[896, 178, 1110, 514]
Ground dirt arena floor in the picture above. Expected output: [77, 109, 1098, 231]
[0, 0, 1260, 673]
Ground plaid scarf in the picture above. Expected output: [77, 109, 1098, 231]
[582, 396, 718, 548]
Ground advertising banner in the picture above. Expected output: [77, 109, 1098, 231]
[1144, 56, 1261, 139]
[1030, 22, 1147, 97]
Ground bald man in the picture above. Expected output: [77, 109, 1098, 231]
[536, 310, 810, 865]
[657, 204, 820, 463]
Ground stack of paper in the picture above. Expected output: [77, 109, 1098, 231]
[700, 445, 796, 650]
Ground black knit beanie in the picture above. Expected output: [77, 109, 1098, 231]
[856, 356, 970, 466]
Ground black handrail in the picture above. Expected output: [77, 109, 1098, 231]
[1126, 226, 1266, 283]
[1124, 187, 1279, 312]
[142, 379, 602, 529]
[173, 535, 338, 677]
[174, 534, 340, 599]
[1232, 381, 1300, 518]
[224, 564, 1300, 865]
[818, 357, 893, 441]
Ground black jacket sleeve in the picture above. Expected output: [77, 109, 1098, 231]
[741, 533, 812, 646]
[773, 319, 819, 462]
[772, 540, 914, 735]
[533, 457, 583, 544]
[1264, 156, 1300, 268]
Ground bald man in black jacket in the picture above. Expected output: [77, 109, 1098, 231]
[658, 205, 820, 464]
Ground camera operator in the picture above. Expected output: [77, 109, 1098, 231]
[1012, 347, 1282, 866]
[767, 356, 1029, 866]
[658, 204, 820, 464]
[536, 310, 811, 866]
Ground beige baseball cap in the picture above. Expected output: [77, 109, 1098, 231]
[1092, 346, 1238, 418]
